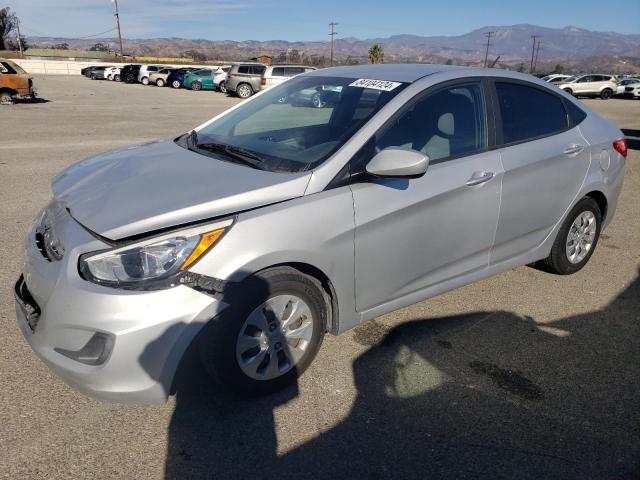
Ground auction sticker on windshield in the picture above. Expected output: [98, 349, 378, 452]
[349, 79, 403, 91]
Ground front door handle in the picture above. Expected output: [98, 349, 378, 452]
[466, 171, 495, 186]
[564, 144, 585, 156]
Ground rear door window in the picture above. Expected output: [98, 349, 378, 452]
[238, 66, 250, 74]
[495, 82, 568, 145]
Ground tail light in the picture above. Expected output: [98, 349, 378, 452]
[613, 139, 627, 158]
[260, 76, 266, 86]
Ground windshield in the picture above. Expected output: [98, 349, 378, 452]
[182, 75, 407, 172]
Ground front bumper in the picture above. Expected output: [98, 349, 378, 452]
[15, 205, 226, 404]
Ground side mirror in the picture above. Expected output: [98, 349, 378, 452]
[366, 147, 429, 178]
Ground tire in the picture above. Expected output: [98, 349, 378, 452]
[90, 74, 97, 80]
[191, 81, 202, 91]
[198, 266, 327, 396]
[107, 74, 113, 81]
[563, 88, 573, 95]
[124, 74, 134, 83]
[218, 81, 227, 93]
[312, 92, 325, 108]
[236, 83, 253, 99]
[156, 79, 165, 87]
[114, 74, 121, 82]
[141, 77, 149, 85]
[0, 92, 13, 105]
[171, 80, 181, 89]
[600, 88, 613, 100]
[538, 197, 602, 275]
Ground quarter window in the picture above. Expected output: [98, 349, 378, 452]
[495, 82, 568, 144]
[376, 83, 486, 162]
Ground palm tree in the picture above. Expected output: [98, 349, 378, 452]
[368, 44, 384, 64]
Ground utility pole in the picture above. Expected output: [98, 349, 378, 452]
[15, 17, 24, 57]
[113, 0, 124, 58]
[329, 22, 338, 66]
[483, 31, 494, 68]
[533, 40, 541, 73]
[530, 35, 540, 73]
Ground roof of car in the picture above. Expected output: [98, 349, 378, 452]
[306, 64, 465, 83]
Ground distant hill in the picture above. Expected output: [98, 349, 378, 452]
[26, 24, 640, 72]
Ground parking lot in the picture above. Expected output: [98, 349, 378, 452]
[1, 75, 639, 479]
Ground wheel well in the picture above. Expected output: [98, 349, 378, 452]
[0, 88, 17, 95]
[259, 262, 339, 335]
[585, 191, 608, 220]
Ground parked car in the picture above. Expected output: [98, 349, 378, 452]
[103, 66, 122, 81]
[260, 65, 317, 90]
[138, 65, 168, 85]
[225, 62, 267, 98]
[541, 74, 571, 84]
[81, 65, 102, 76]
[85, 66, 112, 80]
[556, 74, 618, 99]
[622, 82, 640, 99]
[120, 64, 142, 83]
[213, 65, 231, 92]
[14, 65, 627, 403]
[0, 58, 36, 104]
[183, 69, 215, 90]
[616, 78, 640, 96]
[166, 68, 197, 89]
[148, 68, 174, 87]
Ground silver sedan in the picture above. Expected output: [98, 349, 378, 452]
[15, 64, 626, 403]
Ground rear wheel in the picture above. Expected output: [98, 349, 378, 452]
[218, 81, 227, 93]
[191, 81, 202, 91]
[198, 267, 327, 396]
[0, 92, 13, 105]
[538, 197, 602, 275]
[171, 80, 181, 89]
[90, 73, 97, 80]
[600, 88, 613, 100]
[156, 78, 165, 87]
[141, 77, 149, 85]
[114, 74, 121, 82]
[107, 74, 113, 81]
[236, 83, 253, 99]
[563, 88, 573, 95]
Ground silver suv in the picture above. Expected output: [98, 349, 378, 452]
[556, 74, 618, 99]
[15, 65, 626, 403]
[225, 63, 266, 98]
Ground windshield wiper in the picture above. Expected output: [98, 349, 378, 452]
[195, 141, 265, 170]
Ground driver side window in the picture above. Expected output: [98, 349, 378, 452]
[375, 83, 486, 163]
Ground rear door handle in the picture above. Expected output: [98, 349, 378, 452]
[564, 144, 585, 156]
[466, 171, 495, 186]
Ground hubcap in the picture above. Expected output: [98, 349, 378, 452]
[566, 211, 597, 264]
[235, 295, 314, 381]
[239, 85, 251, 97]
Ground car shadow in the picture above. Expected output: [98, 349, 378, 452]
[12, 97, 51, 105]
[145, 271, 640, 479]
[622, 129, 640, 151]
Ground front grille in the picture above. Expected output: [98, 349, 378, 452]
[14, 275, 41, 331]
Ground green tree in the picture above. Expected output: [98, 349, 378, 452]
[0, 7, 17, 51]
[445, 58, 453, 65]
[368, 44, 384, 64]
[89, 42, 109, 52]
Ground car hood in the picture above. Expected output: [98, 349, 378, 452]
[52, 139, 311, 240]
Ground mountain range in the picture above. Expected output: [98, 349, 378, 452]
[27, 24, 640, 71]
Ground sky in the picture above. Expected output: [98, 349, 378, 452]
[11, 0, 640, 41]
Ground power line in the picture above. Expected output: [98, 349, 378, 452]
[530, 35, 540, 73]
[329, 22, 338, 66]
[483, 31, 494, 68]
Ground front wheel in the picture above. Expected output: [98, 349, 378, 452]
[141, 77, 149, 85]
[218, 81, 227, 93]
[236, 83, 253, 99]
[312, 92, 326, 108]
[538, 197, 602, 275]
[156, 79, 165, 87]
[199, 267, 327, 396]
[600, 88, 613, 100]
[171, 80, 181, 89]
[107, 74, 113, 81]
[563, 88, 573, 95]
[114, 74, 121, 82]
[0, 92, 13, 105]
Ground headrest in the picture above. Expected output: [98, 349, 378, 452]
[438, 112, 454, 136]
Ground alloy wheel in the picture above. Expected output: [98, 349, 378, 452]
[235, 295, 314, 381]
[237, 84, 252, 98]
[565, 211, 597, 264]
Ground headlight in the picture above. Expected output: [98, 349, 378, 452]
[79, 222, 230, 289]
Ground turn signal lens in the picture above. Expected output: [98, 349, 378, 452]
[180, 228, 225, 270]
[613, 139, 627, 158]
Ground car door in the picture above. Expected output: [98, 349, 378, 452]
[489, 80, 591, 264]
[574, 75, 594, 94]
[351, 80, 502, 312]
